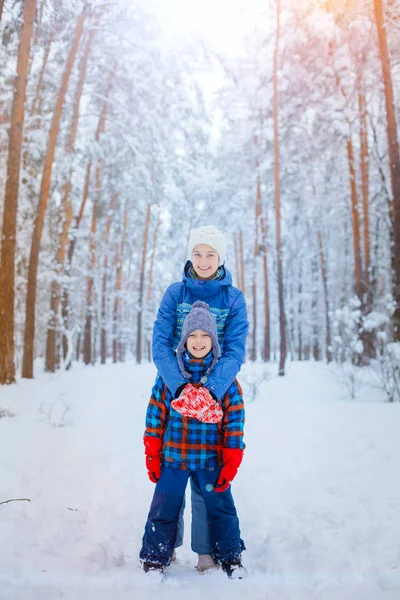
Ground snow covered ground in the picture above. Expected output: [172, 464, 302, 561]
[0, 360, 399, 600]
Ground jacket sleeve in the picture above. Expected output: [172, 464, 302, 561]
[152, 284, 187, 396]
[221, 380, 245, 450]
[144, 375, 170, 439]
[204, 291, 249, 400]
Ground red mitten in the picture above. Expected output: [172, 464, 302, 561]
[144, 436, 162, 483]
[214, 448, 244, 492]
[171, 384, 223, 423]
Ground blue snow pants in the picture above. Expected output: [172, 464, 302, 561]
[139, 465, 245, 567]
[174, 477, 211, 554]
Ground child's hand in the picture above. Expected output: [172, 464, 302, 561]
[171, 384, 223, 423]
[214, 448, 244, 492]
[144, 436, 162, 483]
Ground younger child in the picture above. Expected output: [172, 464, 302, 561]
[140, 301, 246, 577]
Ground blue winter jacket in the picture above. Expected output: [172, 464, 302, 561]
[152, 261, 249, 400]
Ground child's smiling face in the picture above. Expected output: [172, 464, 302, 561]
[186, 329, 212, 358]
[191, 244, 219, 279]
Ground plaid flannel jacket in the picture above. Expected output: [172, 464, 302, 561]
[145, 351, 245, 471]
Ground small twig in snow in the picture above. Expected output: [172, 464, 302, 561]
[0, 498, 31, 506]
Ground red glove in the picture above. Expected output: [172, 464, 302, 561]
[171, 384, 223, 423]
[214, 448, 244, 492]
[144, 436, 162, 483]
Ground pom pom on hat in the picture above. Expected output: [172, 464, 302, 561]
[188, 225, 227, 266]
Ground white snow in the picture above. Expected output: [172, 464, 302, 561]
[0, 360, 400, 600]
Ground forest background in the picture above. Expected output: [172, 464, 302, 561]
[1, 0, 400, 401]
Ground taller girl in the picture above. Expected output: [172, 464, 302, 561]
[151, 225, 249, 570]
[153, 225, 249, 403]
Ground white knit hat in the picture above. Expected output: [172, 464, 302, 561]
[187, 225, 227, 266]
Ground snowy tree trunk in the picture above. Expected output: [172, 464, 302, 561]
[22, 12, 86, 379]
[136, 203, 151, 363]
[146, 215, 161, 303]
[239, 229, 245, 294]
[374, 0, 400, 339]
[318, 230, 332, 362]
[347, 135, 362, 298]
[273, 0, 286, 376]
[0, 0, 36, 385]
[101, 193, 119, 364]
[113, 201, 128, 364]
[30, 28, 55, 118]
[62, 161, 91, 364]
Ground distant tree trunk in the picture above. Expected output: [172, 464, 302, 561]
[136, 203, 151, 363]
[0, 0, 5, 21]
[233, 232, 240, 289]
[78, 77, 112, 366]
[101, 193, 119, 364]
[83, 197, 98, 366]
[318, 231, 333, 362]
[146, 214, 161, 303]
[297, 263, 303, 361]
[0, 0, 36, 385]
[273, 0, 286, 376]
[30, 28, 56, 118]
[358, 85, 370, 293]
[22, 12, 86, 379]
[113, 201, 129, 362]
[239, 229, 245, 293]
[62, 160, 91, 364]
[347, 135, 362, 298]
[251, 243, 257, 362]
[312, 259, 320, 361]
[358, 84, 376, 360]
[374, 0, 400, 339]
[260, 209, 270, 361]
[46, 30, 97, 372]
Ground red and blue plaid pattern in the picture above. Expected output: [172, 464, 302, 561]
[145, 352, 245, 471]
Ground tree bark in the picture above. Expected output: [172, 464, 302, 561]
[0, 0, 36, 385]
[273, 0, 286, 376]
[22, 12, 86, 379]
[374, 0, 400, 339]
[136, 203, 151, 363]
[0, 0, 5, 21]
[347, 135, 363, 297]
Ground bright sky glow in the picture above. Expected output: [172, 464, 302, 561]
[158, 0, 256, 56]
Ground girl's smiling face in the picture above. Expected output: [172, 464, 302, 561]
[186, 329, 212, 358]
[191, 244, 219, 280]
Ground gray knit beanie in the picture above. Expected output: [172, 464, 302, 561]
[176, 301, 221, 379]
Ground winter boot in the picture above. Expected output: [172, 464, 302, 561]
[221, 557, 246, 579]
[142, 561, 164, 574]
[196, 554, 217, 572]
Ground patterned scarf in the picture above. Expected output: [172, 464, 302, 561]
[182, 351, 213, 383]
[187, 264, 224, 281]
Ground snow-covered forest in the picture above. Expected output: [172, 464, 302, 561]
[0, 0, 400, 387]
[1, 0, 400, 597]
